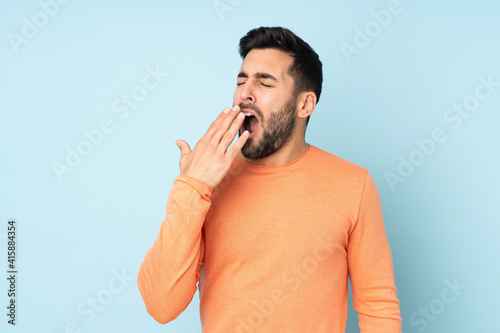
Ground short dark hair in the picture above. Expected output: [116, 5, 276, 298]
[239, 26, 323, 127]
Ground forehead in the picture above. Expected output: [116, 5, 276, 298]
[239, 48, 294, 82]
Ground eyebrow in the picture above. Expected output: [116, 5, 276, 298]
[238, 71, 279, 82]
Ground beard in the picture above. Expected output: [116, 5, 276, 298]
[237, 96, 297, 160]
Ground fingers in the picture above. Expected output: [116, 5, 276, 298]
[211, 106, 244, 144]
[202, 107, 234, 142]
[193, 105, 245, 158]
[219, 111, 246, 152]
[176, 139, 191, 158]
[226, 129, 248, 159]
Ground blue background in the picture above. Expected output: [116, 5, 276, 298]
[1, 0, 499, 332]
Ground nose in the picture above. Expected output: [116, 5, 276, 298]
[237, 80, 255, 103]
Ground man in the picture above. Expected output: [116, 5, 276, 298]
[137, 27, 402, 332]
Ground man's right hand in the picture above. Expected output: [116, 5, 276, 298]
[175, 105, 249, 189]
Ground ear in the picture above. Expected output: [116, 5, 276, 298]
[295, 91, 317, 119]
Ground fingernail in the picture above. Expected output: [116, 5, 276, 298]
[232, 105, 240, 111]
[224, 108, 230, 114]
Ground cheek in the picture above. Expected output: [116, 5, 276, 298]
[232, 89, 240, 105]
[260, 94, 288, 112]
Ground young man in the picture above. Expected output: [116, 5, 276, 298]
[137, 27, 402, 332]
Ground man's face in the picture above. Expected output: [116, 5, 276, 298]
[233, 48, 298, 160]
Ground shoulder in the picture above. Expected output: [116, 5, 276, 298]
[308, 145, 368, 183]
[307, 145, 374, 216]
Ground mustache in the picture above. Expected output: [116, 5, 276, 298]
[238, 102, 262, 119]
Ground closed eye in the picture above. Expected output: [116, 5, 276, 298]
[236, 80, 272, 87]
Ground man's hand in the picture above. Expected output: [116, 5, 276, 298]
[175, 105, 249, 189]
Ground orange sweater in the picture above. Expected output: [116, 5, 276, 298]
[137, 144, 401, 332]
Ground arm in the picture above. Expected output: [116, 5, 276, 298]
[137, 106, 248, 323]
[137, 175, 211, 324]
[347, 171, 402, 332]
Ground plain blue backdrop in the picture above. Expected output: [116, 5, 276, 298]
[1, 0, 499, 332]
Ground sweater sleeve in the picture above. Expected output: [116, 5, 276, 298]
[347, 171, 402, 332]
[137, 175, 212, 324]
